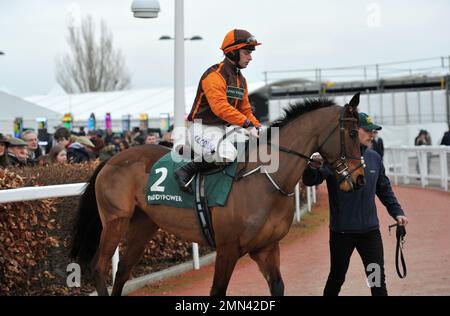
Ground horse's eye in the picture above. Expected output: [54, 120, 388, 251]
[349, 130, 358, 138]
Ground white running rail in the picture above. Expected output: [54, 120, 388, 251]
[0, 180, 315, 285]
[384, 146, 450, 191]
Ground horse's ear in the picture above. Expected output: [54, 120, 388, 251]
[348, 92, 360, 113]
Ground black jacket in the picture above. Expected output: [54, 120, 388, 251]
[302, 147, 404, 233]
[67, 142, 91, 163]
[441, 131, 450, 146]
[371, 137, 384, 158]
[31, 147, 43, 160]
[7, 153, 35, 167]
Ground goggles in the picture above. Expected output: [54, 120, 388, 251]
[224, 36, 258, 50]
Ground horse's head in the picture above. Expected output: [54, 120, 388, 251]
[317, 93, 365, 191]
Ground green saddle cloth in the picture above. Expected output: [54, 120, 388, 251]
[146, 152, 239, 209]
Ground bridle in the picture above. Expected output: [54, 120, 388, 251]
[316, 104, 366, 190]
[239, 105, 366, 196]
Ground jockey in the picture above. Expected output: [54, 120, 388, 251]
[174, 29, 262, 192]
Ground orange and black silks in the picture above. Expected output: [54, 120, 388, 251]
[187, 58, 260, 127]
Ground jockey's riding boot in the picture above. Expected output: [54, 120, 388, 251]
[174, 160, 216, 193]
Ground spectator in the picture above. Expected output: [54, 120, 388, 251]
[371, 130, 384, 159]
[415, 129, 432, 174]
[131, 127, 144, 146]
[49, 144, 67, 164]
[158, 132, 174, 148]
[7, 137, 35, 167]
[91, 132, 106, 157]
[158, 124, 174, 148]
[415, 129, 431, 146]
[104, 128, 114, 145]
[124, 131, 133, 145]
[119, 140, 130, 152]
[112, 136, 122, 153]
[54, 127, 76, 148]
[0, 134, 10, 168]
[133, 134, 144, 146]
[67, 136, 95, 163]
[79, 126, 86, 136]
[440, 125, 450, 146]
[22, 130, 43, 160]
[99, 144, 116, 161]
[145, 133, 158, 145]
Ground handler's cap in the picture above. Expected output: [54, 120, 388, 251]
[358, 112, 382, 131]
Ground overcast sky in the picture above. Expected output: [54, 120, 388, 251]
[1, 0, 449, 97]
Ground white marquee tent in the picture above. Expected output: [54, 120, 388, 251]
[22, 82, 267, 132]
[0, 90, 61, 135]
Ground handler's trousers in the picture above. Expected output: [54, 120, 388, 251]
[323, 229, 388, 296]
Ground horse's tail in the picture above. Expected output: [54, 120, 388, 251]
[70, 159, 109, 266]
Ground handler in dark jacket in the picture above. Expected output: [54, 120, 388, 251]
[303, 112, 408, 296]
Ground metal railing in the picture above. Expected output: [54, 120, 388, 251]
[264, 55, 450, 84]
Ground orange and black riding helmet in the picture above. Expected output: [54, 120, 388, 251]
[221, 29, 261, 54]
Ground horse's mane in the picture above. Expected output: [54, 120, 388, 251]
[271, 97, 337, 128]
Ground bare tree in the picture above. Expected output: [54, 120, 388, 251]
[56, 15, 131, 93]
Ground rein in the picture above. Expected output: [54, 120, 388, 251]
[238, 105, 365, 196]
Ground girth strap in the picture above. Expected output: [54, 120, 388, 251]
[194, 174, 216, 248]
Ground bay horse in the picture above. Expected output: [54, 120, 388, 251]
[70, 93, 365, 296]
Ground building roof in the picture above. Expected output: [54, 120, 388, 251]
[0, 90, 61, 119]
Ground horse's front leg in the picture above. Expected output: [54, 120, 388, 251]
[249, 241, 284, 296]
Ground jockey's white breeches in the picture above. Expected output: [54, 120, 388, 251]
[180, 123, 248, 163]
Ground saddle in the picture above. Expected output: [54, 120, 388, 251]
[146, 152, 240, 248]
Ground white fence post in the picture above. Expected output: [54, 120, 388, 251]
[401, 149, 410, 184]
[392, 150, 398, 185]
[112, 247, 120, 284]
[440, 150, 449, 190]
[312, 186, 317, 204]
[192, 243, 200, 270]
[307, 186, 312, 213]
[418, 149, 428, 187]
[294, 183, 301, 223]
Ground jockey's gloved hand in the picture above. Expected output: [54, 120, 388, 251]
[243, 119, 261, 138]
[248, 127, 260, 138]
[308, 153, 323, 169]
